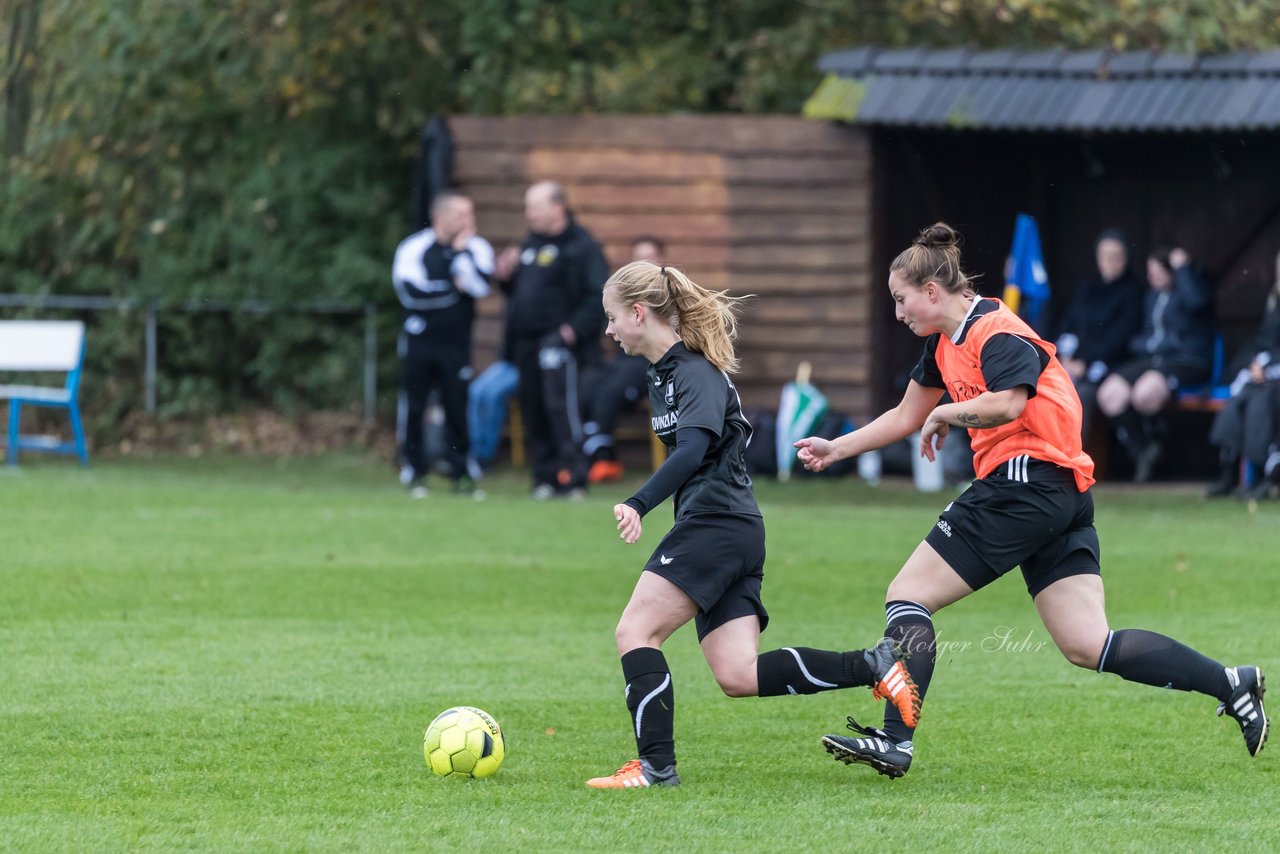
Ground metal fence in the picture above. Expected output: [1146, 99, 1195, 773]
[0, 294, 379, 426]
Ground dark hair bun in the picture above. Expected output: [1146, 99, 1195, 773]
[915, 222, 960, 249]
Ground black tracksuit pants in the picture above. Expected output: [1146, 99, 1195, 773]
[1210, 381, 1280, 465]
[512, 333, 588, 490]
[398, 331, 469, 483]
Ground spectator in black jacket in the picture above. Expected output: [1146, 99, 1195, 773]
[1054, 229, 1145, 441]
[1207, 250, 1280, 498]
[494, 180, 609, 498]
[1098, 246, 1215, 481]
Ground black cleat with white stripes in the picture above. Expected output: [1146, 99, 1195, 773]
[1219, 666, 1268, 757]
[821, 717, 914, 779]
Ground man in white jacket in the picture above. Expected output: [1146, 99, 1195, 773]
[393, 191, 493, 498]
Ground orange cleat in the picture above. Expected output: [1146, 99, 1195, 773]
[866, 639, 921, 728]
[585, 758, 679, 789]
[588, 459, 625, 484]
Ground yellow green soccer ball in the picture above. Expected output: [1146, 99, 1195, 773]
[423, 706, 505, 779]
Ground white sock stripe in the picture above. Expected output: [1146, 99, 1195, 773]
[886, 606, 932, 624]
[886, 601, 933, 625]
[633, 673, 670, 739]
[783, 647, 839, 688]
[1096, 630, 1115, 673]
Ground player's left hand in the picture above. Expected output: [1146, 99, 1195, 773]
[919, 416, 949, 462]
[614, 503, 642, 544]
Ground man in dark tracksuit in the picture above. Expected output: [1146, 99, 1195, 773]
[394, 191, 493, 497]
[495, 181, 608, 498]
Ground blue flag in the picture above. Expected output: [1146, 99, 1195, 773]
[1002, 213, 1050, 333]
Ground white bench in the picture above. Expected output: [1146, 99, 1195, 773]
[0, 320, 89, 465]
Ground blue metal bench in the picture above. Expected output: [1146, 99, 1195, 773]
[0, 320, 89, 465]
[1175, 334, 1230, 412]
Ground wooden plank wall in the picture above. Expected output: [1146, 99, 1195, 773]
[449, 116, 875, 421]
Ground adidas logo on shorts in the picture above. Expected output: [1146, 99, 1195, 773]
[936, 519, 952, 537]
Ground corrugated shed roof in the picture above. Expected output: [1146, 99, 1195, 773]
[806, 47, 1280, 131]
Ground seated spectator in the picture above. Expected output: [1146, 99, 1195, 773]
[1054, 229, 1145, 440]
[580, 235, 666, 483]
[1207, 249, 1280, 498]
[467, 357, 519, 472]
[1098, 246, 1215, 482]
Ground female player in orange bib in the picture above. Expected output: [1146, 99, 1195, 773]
[795, 223, 1267, 778]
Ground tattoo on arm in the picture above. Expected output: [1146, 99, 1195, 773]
[957, 412, 984, 427]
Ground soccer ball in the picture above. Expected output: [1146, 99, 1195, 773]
[423, 706, 505, 779]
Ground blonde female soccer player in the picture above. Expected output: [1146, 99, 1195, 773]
[585, 261, 920, 789]
[796, 223, 1267, 779]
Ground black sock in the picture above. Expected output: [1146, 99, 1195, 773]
[621, 647, 675, 768]
[756, 647, 867, 697]
[882, 600, 936, 744]
[1097, 629, 1230, 701]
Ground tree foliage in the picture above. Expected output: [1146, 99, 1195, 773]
[0, 0, 1277, 431]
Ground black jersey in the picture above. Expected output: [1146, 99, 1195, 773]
[505, 220, 609, 353]
[647, 342, 760, 520]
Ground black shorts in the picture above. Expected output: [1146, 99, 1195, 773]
[924, 456, 1101, 598]
[644, 513, 769, 641]
[1113, 357, 1209, 391]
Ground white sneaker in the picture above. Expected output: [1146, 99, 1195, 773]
[409, 485, 429, 500]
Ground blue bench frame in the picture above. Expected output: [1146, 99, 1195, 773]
[1, 321, 89, 465]
[1176, 335, 1230, 409]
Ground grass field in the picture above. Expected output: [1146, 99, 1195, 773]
[2, 454, 1276, 852]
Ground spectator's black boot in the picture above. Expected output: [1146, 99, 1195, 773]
[1119, 412, 1163, 483]
[1206, 458, 1238, 498]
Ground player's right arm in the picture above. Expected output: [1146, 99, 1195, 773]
[795, 381, 944, 473]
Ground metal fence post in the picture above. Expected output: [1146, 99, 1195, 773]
[145, 301, 158, 416]
[363, 303, 377, 428]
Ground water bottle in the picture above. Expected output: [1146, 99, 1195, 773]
[911, 432, 945, 492]
[857, 449, 882, 486]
